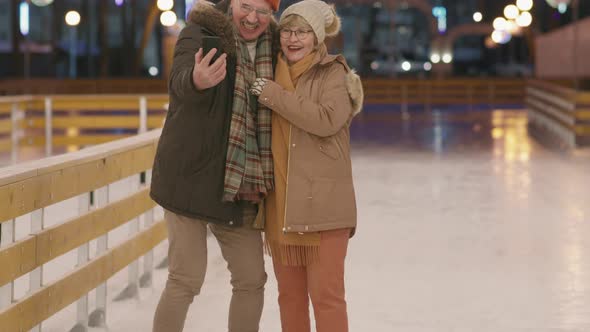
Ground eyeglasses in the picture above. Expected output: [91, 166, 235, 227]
[280, 29, 313, 40]
[238, 0, 273, 18]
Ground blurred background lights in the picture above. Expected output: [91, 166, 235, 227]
[492, 30, 512, 44]
[545, 0, 571, 9]
[31, 0, 54, 6]
[473, 12, 483, 22]
[493, 17, 508, 30]
[432, 6, 447, 33]
[160, 10, 177, 26]
[402, 61, 411, 72]
[505, 20, 521, 35]
[504, 4, 520, 20]
[149, 66, 159, 76]
[516, 0, 533, 11]
[19, 1, 29, 36]
[430, 53, 441, 64]
[157, 0, 174, 11]
[558, 3, 568, 13]
[516, 11, 533, 27]
[65, 10, 81, 26]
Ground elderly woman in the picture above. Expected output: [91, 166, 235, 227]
[249, 1, 363, 331]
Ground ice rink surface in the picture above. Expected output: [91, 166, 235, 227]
[3, 107, 590, 331]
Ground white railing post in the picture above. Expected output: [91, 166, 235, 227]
[71, 193, 91, 332]
[401, 85, 410, 120]
[29, 209, 44, 332]
[45, 97, 53, 157]
[402, 85, 408, 113]
[468, 85, 474, 112]
[88, 185, 109, 328]
[138, 98, 157, 273]
[488, 83, 495, 107]
[140, 170, 154, 288]
[0, 220, 15, 310]
[128, 176, 140, 294]
[11, 102, 19, 164]
[114, 176, 140, 301]
[139, 96, 147, 134]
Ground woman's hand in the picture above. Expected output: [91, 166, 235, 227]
[250, 78, 269, 96]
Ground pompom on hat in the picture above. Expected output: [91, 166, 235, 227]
[279, 0, 341, 44]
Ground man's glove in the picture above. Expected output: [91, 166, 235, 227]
[250, 78, 269, 96]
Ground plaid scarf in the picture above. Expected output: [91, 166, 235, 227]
[222, 30, 274, 202]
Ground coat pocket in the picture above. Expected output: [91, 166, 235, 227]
[310, 177, 355, 223]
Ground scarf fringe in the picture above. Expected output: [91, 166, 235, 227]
[264, 237, 320, 267]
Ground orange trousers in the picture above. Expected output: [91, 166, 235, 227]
[272, 228, 350, 332]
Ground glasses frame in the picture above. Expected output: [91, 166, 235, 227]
[237, 0, 273, 18]
[279, 29, 314, 40]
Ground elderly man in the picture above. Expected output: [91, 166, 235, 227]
[150, 0, 280, 331]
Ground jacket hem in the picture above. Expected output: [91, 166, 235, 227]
[150, 191, 243, 227]
[283, 220, 357, 233]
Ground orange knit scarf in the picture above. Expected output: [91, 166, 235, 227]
[264, 52, 321, 266]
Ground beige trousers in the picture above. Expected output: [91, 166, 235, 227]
[153, 210, 267, 332]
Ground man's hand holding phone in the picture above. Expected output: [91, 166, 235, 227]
[192, 47, 227, 91]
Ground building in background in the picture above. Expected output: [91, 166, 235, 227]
[0, 0, 188, 79]
[0, 0, 588, 79]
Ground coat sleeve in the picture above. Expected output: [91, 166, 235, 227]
[168, 24, 214, 100]
[257, 63, 353, 137]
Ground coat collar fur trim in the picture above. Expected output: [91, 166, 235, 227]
[188, 0, 279, 59]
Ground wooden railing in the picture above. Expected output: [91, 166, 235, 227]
[0, 96, 32, 164]
[526, 79, 590, 148]
[0, 79, 528, 162]
[1, 78, 526, 105]
[0, 95, 168, 161]
[0, 129, 165, 331]
[0, 79, 167, 96]
[363, 78, 525, 108]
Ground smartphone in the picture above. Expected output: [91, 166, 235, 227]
[202, 36, 221, 63]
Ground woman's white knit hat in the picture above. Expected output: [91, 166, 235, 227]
[279, 0, 341, 44]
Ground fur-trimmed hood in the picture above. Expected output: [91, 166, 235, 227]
[345, 70, 364, 116]
[187, 0, 280, 58]
[315, 49, 364, 117]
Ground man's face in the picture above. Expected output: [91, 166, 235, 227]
[231, 0, 273, 41]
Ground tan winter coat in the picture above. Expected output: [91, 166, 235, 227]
[258, 46, 364, 234]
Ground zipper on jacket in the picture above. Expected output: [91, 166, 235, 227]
[283, 124, 292, 233]
[283, 69, 316, 233]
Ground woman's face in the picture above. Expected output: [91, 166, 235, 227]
[280, 26, 316, 64]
